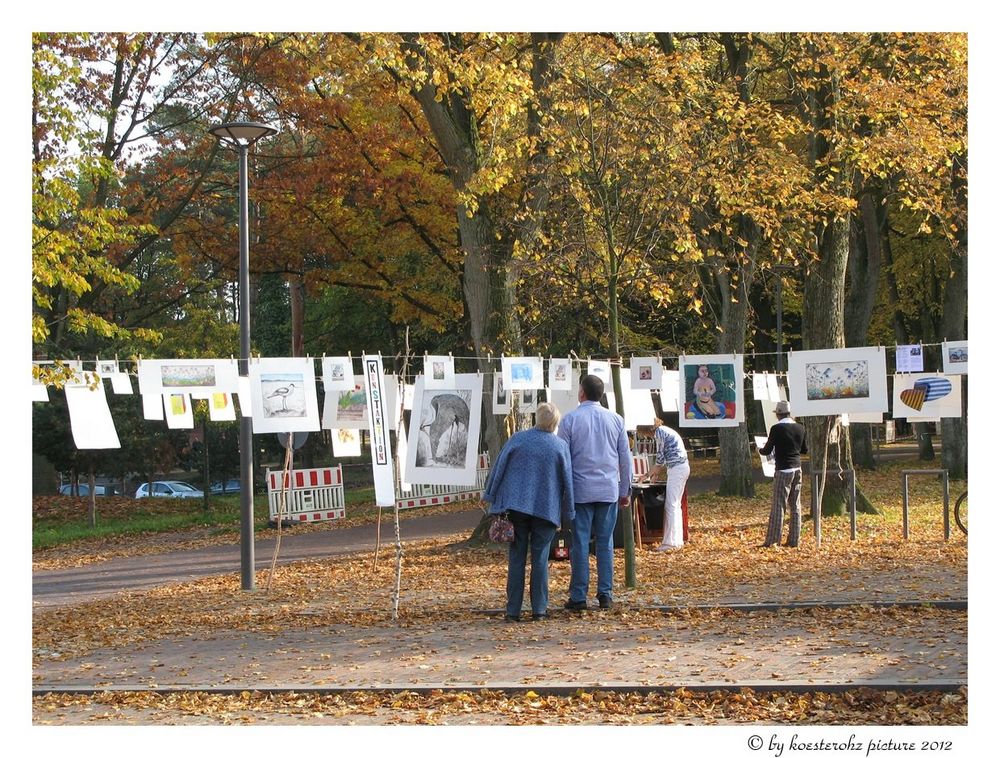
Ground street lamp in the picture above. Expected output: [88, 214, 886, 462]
[210, 121, 278, 591]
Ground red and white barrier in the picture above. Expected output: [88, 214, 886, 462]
[394, 453, 490, 510]
[266, 465, 346, 522]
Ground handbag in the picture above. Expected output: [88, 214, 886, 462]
[488, 511, 515, 543]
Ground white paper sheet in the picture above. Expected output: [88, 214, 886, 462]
[321, 392, 338, 430]
[142, 393, 164, 420]
[422, 354, 456, 389]
[752, 373, 769, 401]
[547, 357, 573, 390]
[163, 393, 194, 429]
[608, 387, 656, 431]
[249, 357, 320, 433]
[754, 435, 775, 478]
[236, 376, 252, 417]
[766, 374, 781, 401]
[895, 344, 924, 373]
[109, 373, 133, 395]
[31, 382, 49, 402]
[660, 370, 680, 412]
[65, 375, 121, 449]
[548, 388, 579, 418]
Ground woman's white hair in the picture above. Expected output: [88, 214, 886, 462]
[534, 402, 560, 433]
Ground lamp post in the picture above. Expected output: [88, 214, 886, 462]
[209, 121, 278, 591]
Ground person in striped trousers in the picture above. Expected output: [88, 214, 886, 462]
[758, 400, 808, 548]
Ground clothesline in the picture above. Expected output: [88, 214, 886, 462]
[33, 340, 958, 372]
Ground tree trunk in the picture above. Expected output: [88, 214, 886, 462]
[939, 151, 968, 480]
[845, 183, 885, 470]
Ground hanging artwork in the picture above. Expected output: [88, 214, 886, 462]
[137, 358, 239, 395]
[630, 357, 663, 390]
[678, 354, 744, 427]
[548, 357, 573, 390]
[786, 347, 888, 416]
[109, 373, 133, 394]
[751, 373, 782, 402]
[321, 356, 356, 393]
[941, 341, 968, 375]
[248, 357, 320, 434]
[492, 373, 510, 414]
[754, 435, 776, 478]
[502, 356, 544, 390]
[516, 388, 540, 413]
[64, 373, 121, 449]
[587, 359, 611, 385]
[163, 392, 194, 429]
[327, 374, 399, 430]
[892, 373, 962, 419]
[363, 353, 396, 506]
[208, 392, 237, 422]
[660, 370, 680, 413]
[895, 344, 924, 373]
[404, 373, 484, 486]
[422, 354, 456, 389]
[331, 427, 362, 457]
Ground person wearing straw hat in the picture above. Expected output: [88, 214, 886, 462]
[757, 400, 808, 548]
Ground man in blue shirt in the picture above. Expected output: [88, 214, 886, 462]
[557, 374, 633, 610]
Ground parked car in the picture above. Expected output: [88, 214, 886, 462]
[209, 479, 242, 495]
[135, 481, 204, 499]
[58, 484, 112, 496]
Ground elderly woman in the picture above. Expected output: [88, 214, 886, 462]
[483, 402, 574, 621]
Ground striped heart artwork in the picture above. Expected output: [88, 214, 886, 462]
[899, 387, 927, 411]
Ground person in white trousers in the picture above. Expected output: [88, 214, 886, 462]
[642, 416, 690, 551]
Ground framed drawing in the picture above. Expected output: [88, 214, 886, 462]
[892, 373, 962, 419]
[941, 341, 968, 375]
[548, 357, 573, 390]
[630, 357, 662, 390]
[502, 356, 544, 390]
[404, 373, 484, 486]
[423, 354, 456, 389]
[678, 354, 744, 427]
[786, 347, 888, 417]
[492, 373, 510, 414]
[321, 356, 355, 392]
[248, 357, 320, 433]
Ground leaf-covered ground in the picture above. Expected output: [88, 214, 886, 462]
[32, 459, 967, 725]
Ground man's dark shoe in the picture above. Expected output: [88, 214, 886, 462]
[597, 595, 613, 610]
[504, 614, 521, 622]
[564, 599, 587, 611]
[531, 613, 549, 621]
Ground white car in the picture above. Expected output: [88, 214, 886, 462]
[135, 481, 204, 499]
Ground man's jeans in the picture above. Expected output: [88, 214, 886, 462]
[568, 501, 618, 602]
[506, 511, 558, 617]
